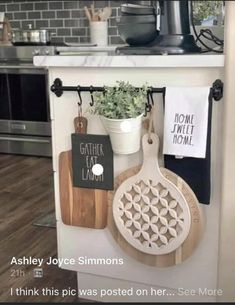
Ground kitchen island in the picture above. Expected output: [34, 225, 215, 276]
[34, 53, 224, 68]
[35, 53, 225, 302]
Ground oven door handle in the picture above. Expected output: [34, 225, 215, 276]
[0, 66, 47, 74]
[0, 136, 51, 144]
[0, 65, 40, 69]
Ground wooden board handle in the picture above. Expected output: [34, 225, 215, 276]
[74, 116, 87, 134]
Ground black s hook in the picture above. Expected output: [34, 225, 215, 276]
[89, 86, 95, 107]
[149, 88, 155, 106]
[77, 86, 83, 106]
[144, 90, 152, 117]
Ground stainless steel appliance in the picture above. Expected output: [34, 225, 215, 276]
[11, 24, 55, 46]
[0, 45, 58, 156]
[117, 0, 201, 55]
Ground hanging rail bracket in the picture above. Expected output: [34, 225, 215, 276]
[212, 79, 223, 101]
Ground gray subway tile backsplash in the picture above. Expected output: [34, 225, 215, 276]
[56, 10, 71, 19]
[110, 36, 124, 45]
[78, 1, 93, 9]
[79, 18, 89, 28]
[49, 1, 63, 10]
[95, 1, 110, 8]
[65, 36, 79, 43]
[64, 1, 79, 10]
[21, 20, 35, 29]
[42, 11, 56, 19]
[72, 28, 86, 36]
[34, 2, 49, 11]
[5, 12, 13, 20]
[14, 12, 27, 20]
[109, 17, 118, 27]
[20, 3, 33, 11]
[71, 10, 85, 19]
[50, 19, 64, 28]
[35, 20, 49, 28]
[80, 36, 90, 43]
[0, 0, 127, 45]
[6, 3, 20, 12]
[0, 5, 6, 12]
[28, 11, 41, 20]
[64, 19, 79, 28]
[57, 28, 71, 36]
[10, 20, 21, 28]
[108, 27, 118, 36]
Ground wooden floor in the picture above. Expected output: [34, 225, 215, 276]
[0, 154, 90, 303]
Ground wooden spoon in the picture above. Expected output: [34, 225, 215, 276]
[102, 7, 112, 20]
[90, 4, 100, 21]
[84, 6, 91, 22]
[99, 7, 112, 21]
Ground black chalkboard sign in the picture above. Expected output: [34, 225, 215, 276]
[72, 133, 114, 190]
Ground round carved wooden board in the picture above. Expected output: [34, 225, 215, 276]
[113, 134, 191, 256]
[108, 165, 204, 267]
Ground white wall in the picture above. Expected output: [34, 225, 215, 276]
[218, 2, 235, 302]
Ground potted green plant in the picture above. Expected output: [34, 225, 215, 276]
[92, 81, 147, 154]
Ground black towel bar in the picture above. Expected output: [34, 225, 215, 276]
[50, 78, 224, 102]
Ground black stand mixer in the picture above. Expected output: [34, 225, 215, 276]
[116, 1, 201, 55]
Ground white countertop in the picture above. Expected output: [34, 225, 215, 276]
[34, 53, 225, 68]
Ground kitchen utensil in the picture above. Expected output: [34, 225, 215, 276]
[84, 6, 92, 22]
[118, 20, 158, 45]
[90, 21, 108, 46]
[93, 14, 100, 22]
[59, 116, 108, 229]
[91, 4, 95, 19]
[11, 24, 55, 45]
[108, 165, 204, 267]
[97, 9, 103, 21]
[100, 7, 112, 21]
[0, 12, 4, 26]
[113, 133, 191, 255]
[0, 13, 5, 42]
[98, 9, 107, 21]
[0, 17, 11, 43]
[89, 4, 99, 21]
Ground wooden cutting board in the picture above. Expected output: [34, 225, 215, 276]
[113, 133, 191, 256]
[59, 117, 108, 229]
[108, 165, 204, 267]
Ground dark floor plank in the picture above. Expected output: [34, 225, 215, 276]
[0, 154, 91, 303]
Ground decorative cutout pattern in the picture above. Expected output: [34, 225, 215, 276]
[114, 179, 191, 255]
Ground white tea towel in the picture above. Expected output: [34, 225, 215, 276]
[163, 87, 210, 158]
[0, 13, 4, 29]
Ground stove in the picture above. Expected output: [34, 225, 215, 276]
[0, 43, 65, 63]
[0, 43, 60, 156]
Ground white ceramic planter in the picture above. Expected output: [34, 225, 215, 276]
[101, 114, 143, 155]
